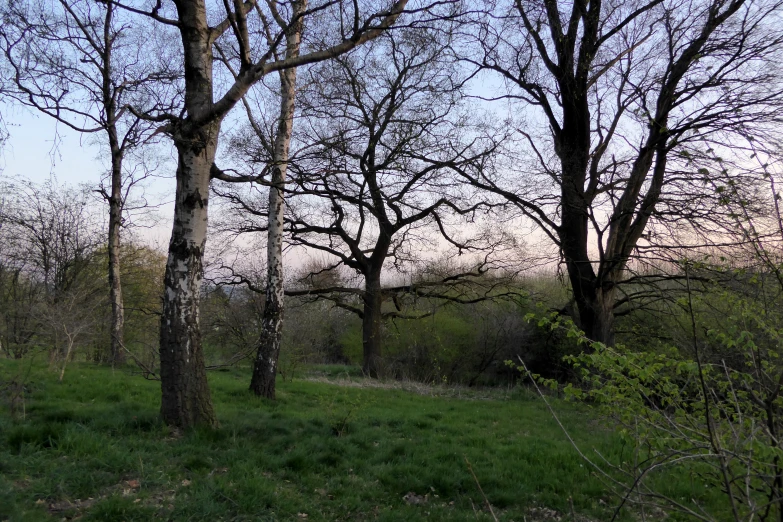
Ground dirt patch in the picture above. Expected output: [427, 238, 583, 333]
[35, 478, 180, 519]
[525, 505, 597, 522]
[303, 376, 515, 400]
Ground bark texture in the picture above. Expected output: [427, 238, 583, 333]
[361, 270, 384, 378]
[160, 128, 219, 428]
[248, 158, 287, 398]
[250, 1, 305, 399]
[107, 151, 125, 366]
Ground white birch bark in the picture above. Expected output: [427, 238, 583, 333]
[160, 128, 219, 427]
[250, 0, 306, 399]
[159, 0, 218, 427]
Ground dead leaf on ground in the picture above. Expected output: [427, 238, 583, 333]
[403, 492, 427, 505]
[47, 498, 96, 514]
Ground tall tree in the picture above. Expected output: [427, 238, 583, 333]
[217, 27, 503, 377]
[119, 0, 410, 427]
[467, 0, 783, 344]
[247, 0, 306, 399]
[209, 0, 311, 399]
[1, 0, 171, 366]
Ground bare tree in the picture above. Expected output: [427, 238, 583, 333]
[0, 188, 43, 359]
[1, 179, 102, 296]
[217, 26, 512, 378]
[0, 179, 105, 364]
[211, 0, 308, 399]
[1, 0, 172, 366]
[245, 0, 306, 399]
[46, 283, 102, 382]
[466, 0, 783, 344]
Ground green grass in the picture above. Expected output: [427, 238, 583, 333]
[0, 360, 711, 521]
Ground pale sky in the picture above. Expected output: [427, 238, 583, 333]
[2, 107, 99, 184]
[0, 72, 551, 280]
[1, 104, 177, 248]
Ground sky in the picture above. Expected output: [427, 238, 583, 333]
[1, 104, 177, 248]
[0, 67, 553, 280]
[0, 104, 339, 272]
[2, 107, 100, 184]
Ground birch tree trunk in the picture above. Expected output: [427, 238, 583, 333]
[160, 128, 219, 428]
[250, 1, 305, 399]
[102, 2, 125, 368]
[107, 135, 125, 367]
[159, 0, 218, 427]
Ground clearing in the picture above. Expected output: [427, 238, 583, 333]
[0, 361, 709, 521]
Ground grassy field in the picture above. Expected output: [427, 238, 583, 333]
[0, 360, 712, 521]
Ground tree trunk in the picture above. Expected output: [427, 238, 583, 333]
[159, 129, 218, 429]
[557, 89, 617, 344]
[101, 2, 125, 369]
[248, 164, 286, 398]
[249, 152, 287, 398]
[107, 153, 125, 367]
[362, 270, 383, 377]
[59, 336, 75, 382]
[561, 226, 617, 346]
[570, 277, 616, 346]
[157, 0, 221, 429]
[250, 3, 304, 399]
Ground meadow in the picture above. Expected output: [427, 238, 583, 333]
[0, 360, 719, 521]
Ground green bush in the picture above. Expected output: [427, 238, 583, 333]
[527, 276, 783, 521]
